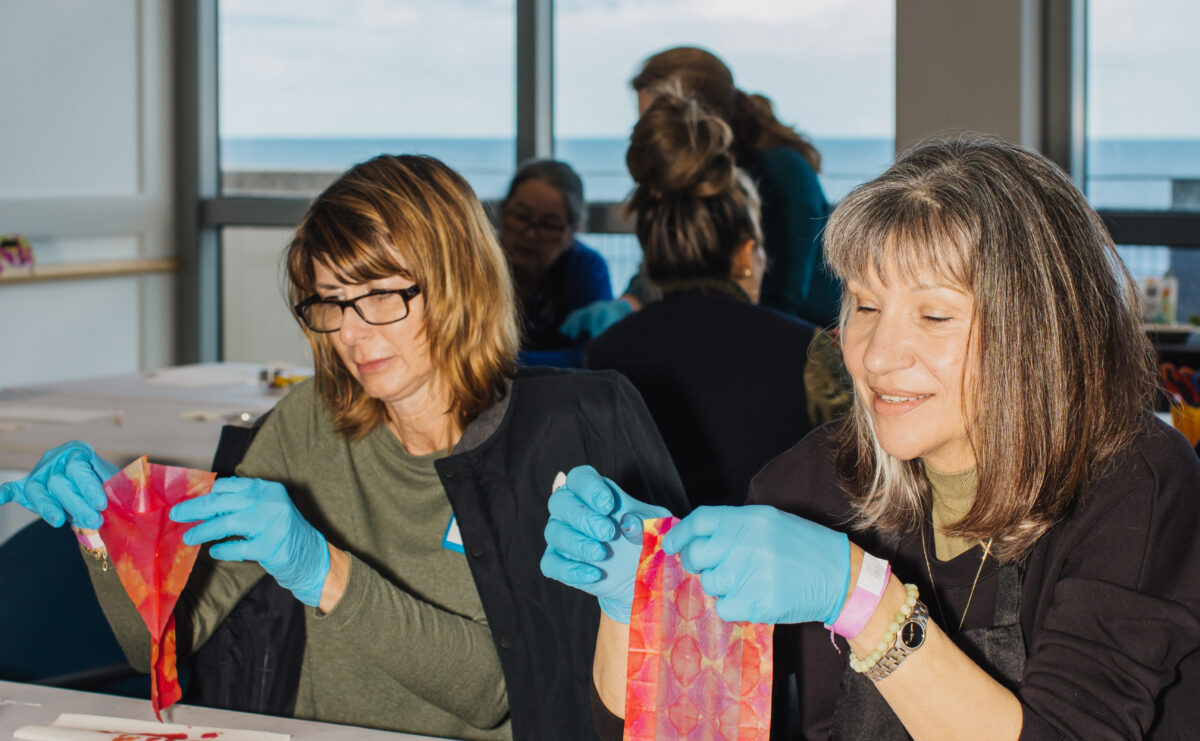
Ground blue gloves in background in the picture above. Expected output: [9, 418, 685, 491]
[662, 505, 851, 625]
[0, 440, 117, 530]
[541, 465, 671, 623]
[559, 298, 634, 341]
[171, 476, 331, 607]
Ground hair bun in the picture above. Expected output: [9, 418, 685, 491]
[627, 87, 736, 201]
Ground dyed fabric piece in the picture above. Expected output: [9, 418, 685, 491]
[625, 517, 773, 741]
[99, 456, 216, 720]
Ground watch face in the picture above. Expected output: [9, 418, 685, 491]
[901, 620, 926, 649]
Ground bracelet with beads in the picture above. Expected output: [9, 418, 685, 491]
[847, 583, 918, 674]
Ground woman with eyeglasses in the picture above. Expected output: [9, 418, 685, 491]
[1, 154, 686, 739]
[498, 159, 612, 367]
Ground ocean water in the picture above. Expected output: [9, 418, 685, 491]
[220, 136, 1200, 315]
[220, 136, 1200, 207]
[220, 136, 897, 202]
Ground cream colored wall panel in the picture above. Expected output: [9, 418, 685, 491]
[0, 1, 141, 198]
[141, 272, 176, 372]
[0, 278, 141, 388]
[221, 228, 310, 366]
[895, 0, 1041, 152]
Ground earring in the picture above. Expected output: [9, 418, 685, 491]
[741, 267, 753, 278]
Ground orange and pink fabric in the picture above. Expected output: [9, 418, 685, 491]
[624, 517, 773, 740]
[99, 456, 216, 720]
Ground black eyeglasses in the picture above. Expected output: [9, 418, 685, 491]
[294, 284, 421, 333]
[502, 208, 569, 239]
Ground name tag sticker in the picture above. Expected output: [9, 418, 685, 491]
[442, 514, 465, 553]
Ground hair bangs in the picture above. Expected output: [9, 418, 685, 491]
[826, 185, 975, 296]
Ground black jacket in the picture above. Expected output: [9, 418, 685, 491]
[437, 367, 687, 739]
[190, 368, 687, 740]
[587, 290, 816, 508]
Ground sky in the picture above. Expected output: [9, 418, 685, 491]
[218, 0, 1200, 140]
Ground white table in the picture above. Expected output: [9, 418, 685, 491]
[0, 364, 295, 544]
[0, 680, 437, 740]
[0, 363, 292, 473]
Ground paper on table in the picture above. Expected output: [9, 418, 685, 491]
[143, 365, 261, 388]
[0, 404, 122, 425]
[13, 712, 290, 740]
[99, 458, 217, 721]
[624, 517, 773, 741]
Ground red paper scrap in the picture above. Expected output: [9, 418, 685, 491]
[99, 456, 216, 720]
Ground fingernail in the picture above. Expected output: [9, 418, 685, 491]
[619, 513, 643, 545]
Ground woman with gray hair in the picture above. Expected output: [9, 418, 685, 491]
[546, 134, 1200, 739]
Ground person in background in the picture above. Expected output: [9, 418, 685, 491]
[546, 134, 1200, 739]
[1, 154, 686, 740]
[586, 87, 851, 510]
[561, 45, 838, 341]
[499, 159, 612, 367]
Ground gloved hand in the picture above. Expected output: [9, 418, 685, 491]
[170, 476, 330, 607]
[559, 299, 634, 341]
[0, 440, 117, 530]
[662, 505, 851, 625]
[541, 465, 671, 623]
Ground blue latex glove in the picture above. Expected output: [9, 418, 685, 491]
[0, 441, 117, 530]
[170, 476, 330, 607]
[662, 505, 851, 625]
[559, 298, 634, 341]
[541, 465, 671, 623]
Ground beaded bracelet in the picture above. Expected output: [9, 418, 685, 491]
[847, 583, 918, 674]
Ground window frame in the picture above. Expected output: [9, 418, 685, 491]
[174, 0, 1200, 363]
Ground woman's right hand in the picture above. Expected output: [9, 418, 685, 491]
[541, 465, 671, 623]
[0, 440, 117, 530]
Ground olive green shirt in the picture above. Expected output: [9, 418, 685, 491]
[85, 380, 510, 739]
[924, 462, 980, 561]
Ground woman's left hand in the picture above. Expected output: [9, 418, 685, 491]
[170, 476, 331, 607]
[662, 505, 850, 625]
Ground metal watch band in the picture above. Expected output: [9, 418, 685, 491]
[864, 599, 929, 681]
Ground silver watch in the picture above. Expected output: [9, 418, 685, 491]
[864, 599, 929, 681]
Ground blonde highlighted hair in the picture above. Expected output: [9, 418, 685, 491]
[824, 134, 1156, 561]
[286, 154, 518, 440]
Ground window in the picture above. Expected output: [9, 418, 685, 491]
[1087, 0, 1200, 326]
[218, 0, 516, 199]
[1086, 0, 1200, 211]
[553, 0, 895, 204]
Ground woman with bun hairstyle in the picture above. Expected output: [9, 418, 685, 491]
[586, 87, 850, 509]
[561, 46, 837, 340]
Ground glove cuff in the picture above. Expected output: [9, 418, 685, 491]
[598, 596, 631, 625]
[289, 535, 331, 608]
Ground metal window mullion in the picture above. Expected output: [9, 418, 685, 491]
[1042, 0, 1086, 186]
[174, 0, 221, 364]
[516, 0, 553, 164]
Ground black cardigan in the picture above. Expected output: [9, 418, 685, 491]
[587, 290, 817, 508]
[437, 367, 688, 740]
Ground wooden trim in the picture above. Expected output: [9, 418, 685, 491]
[0, 258, 178, 285]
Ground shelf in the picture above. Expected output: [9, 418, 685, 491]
[0, 258, 178, 285]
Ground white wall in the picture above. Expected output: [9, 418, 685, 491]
[0, 0, 176, 389]
[895, 0, 1043, 152]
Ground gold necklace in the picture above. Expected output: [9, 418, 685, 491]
[920, 519, 993, 632]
